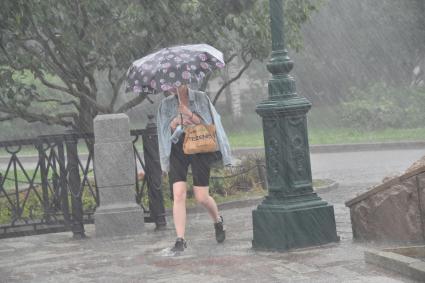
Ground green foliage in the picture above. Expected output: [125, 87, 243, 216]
[0, 189, 44, 224]
[0, 0, 320, 131]
[0, 184, 97, 225]
[226, 126, 425, 147]
[341, 83, 425, 130]
[223, 155, 265, 194]
[160, 154, 267, 200]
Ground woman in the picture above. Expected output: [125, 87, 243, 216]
[157, 84, 232, 252]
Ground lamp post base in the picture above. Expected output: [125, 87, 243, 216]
[252, 198, 339, 251]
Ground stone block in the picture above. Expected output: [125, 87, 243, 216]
[347, 158, 425, 243]
[94, 142, 135, 188]
[365, 248, 425, 282]
[419, 173, 425, 238]
[409, 261, 425, 280]
[98, 185, 136, 205]
[387, 245, 425, 258]
[349, 175, 424, 242]
[365, 250, 413, 275]
[93, 113, 144, 237]
[94, 202, 144, 237]
[94, 114, 131, 143]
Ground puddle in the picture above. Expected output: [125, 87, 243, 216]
[158, 247, 177, 257]
[155, 247, 195, 259]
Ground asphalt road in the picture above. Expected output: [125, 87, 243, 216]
[311, 149, 425, 186]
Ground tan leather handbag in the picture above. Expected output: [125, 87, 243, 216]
[183, 123, 217, 154]
[183, 100, 218, 154]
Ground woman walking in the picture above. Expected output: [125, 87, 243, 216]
[157, 84, 232, 252]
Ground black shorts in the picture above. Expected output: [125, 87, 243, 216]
[169, 134, 216, 187]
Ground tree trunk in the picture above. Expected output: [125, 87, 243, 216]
[229, 58, 242, 121]
[76, 96, 97, 133]
[231, 91, 242, 122]
[222, 69, 233, 114]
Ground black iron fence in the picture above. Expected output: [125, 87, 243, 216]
[0, 119, 164, 239]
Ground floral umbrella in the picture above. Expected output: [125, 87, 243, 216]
[125, 44, 225, 94]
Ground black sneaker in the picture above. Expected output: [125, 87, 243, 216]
[171, 237, 187, 252]
[214, 216, 226, 243]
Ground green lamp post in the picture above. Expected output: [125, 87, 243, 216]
[252, 0, 339, 251]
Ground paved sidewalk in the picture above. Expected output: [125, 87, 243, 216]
[0, 183, 419, 283]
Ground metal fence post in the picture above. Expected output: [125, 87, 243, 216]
[65, 131, 86, 239]
[142, 114, 166, 229]
[57, 141, 71, 226]
[36, 141, 51, 222]
[50, 151, 61, 211]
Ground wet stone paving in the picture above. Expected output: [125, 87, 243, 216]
[0, 183, 420, 282]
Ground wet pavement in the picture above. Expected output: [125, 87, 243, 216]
[0, 184, 420, 283]
[1, 148, 424, 282]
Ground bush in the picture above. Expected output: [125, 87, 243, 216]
[161, 154, 267, 201]
[341, 83, 425, 130]
[0, 185, 97, 225]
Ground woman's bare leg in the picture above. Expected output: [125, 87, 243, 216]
[173, 181, 187, 238]
[193, 186, 220, 222]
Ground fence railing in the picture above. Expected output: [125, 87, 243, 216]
[0, 120, 164, 239]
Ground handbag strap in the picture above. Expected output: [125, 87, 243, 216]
[177, 87, 215, 126]
[176, 88, 184, 126]
[206, 96, 215, 125]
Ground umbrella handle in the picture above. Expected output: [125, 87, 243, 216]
[176, 86, 182, 104]
[177, 87, 184, 127]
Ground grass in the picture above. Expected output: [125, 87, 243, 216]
[2, 127, 425, 157]
[0, 142, 90, 157]
[0, 141, 144, 157]
[309, 127, 425, 145]
[227, 127, 425, 148]
[1, 167, 95, 192]
[1, 168, 43, 191]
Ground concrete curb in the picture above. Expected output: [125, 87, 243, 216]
[180, 179, 339, 215]
[313, 179, 339, 194]
[233, 140, 425, 157]
[365, 248, 425, 282]
[311, 140, 425, 153]
[177, 196, 263, 216]
[1, 140, 424, 163]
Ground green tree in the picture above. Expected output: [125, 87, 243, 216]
[0, 0, 319, 132]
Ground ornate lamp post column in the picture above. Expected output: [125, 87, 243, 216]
[252, 0, 339, 251]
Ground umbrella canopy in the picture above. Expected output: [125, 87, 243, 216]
[125, 44, 225, 94]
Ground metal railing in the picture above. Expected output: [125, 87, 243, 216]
[0, 120, 164, 239]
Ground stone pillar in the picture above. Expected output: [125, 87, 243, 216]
[93, 114, 144, 237]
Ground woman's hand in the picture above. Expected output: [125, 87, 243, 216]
[182, 118, 195, 126]
[170, 116, 181, 130]
[178, 104, 192, 117]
